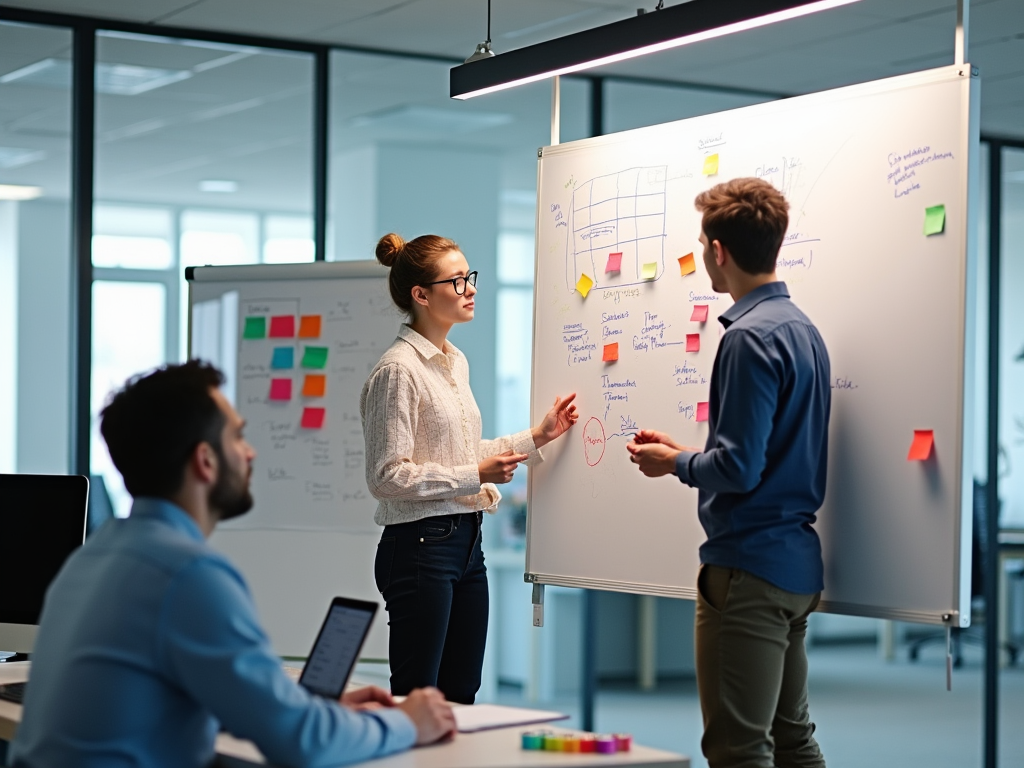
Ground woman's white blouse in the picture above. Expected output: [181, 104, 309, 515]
[360, 324, 541, 526]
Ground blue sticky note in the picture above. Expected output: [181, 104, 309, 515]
[271, 347, 294, 369]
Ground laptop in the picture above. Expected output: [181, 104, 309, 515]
[298, 596, 379, 700]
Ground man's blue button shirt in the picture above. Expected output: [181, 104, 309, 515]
[675, 281, 831, 595]
[11, 498, 415, 768]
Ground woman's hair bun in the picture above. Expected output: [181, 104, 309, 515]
[375, 232, 405, 267]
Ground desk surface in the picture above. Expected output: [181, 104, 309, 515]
[0, 663, 688, 768]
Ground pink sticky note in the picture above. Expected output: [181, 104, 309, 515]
[301, 407, 326, 429]
[696, 402, 710, 422]
[269, 315, 295, 338]
[907, 430, 934, 461]
[605, 252, 623, 273]
[686, 334, 700, 353]
[269, 378, 292, 401]
[690, 304, 709, 322]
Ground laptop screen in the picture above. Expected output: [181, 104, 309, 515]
[299, 598, 377, 700]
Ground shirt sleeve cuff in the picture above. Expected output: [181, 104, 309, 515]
[366, 707, 418, 755]
[454, 464, 483, 495]
[675, 450, 699, 486]
[511, 429, 543, 466]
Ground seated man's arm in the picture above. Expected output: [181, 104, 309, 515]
[158, 558, 416, 768]
[676, 329, 779, 493]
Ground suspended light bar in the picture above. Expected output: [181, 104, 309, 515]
[451, 0, 861, 100]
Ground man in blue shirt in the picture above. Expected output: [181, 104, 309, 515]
[627, 178, 831, 768]
[11, 361, 455, 768]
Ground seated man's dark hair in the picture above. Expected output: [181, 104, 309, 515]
[100, 361, 226, 498]
[694, 177, 789, 275]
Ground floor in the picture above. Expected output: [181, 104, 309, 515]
[488, 642, 1024, 768]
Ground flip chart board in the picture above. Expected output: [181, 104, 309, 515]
[527, 66, 980, 626]
[188, 261, 400, 657]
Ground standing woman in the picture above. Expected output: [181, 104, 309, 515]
[361, 232, 577, 704]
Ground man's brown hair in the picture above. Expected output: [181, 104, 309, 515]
[694, 177, 789, 275]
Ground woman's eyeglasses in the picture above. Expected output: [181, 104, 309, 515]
[423, 271, 478, 296]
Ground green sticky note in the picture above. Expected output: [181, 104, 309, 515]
[301, 346, 328, 369]
[243, 316, 266, 339]
[641, 262, 657, 280]
[924, 204, 946, 236]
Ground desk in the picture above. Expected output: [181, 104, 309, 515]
[0, 663, 689, 768]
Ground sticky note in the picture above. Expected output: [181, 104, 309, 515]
[702, 153, 719, 176]
[270, 347, 294, 369]
[605, 252, 623, 273]
[298, 315, 322, 338]
[678, 253, 696, 276]
[302, 374, 326, 397]
[269, 378, 292, 401]
[243, 316, 266, 339]
[696, 402, 709, 422]
[686, 334, 700, 352]
[641, 262, 657, 280]
[603, 343, 619, 362]
[301, 407, 326, 429]
[691, 304, 709, 322]
[924, 205, 946, 236]
[576, 273, 594, 298]
[907, 429, 934, 461]
[301, 346, 328, 369]
[269, 315, 295, 338]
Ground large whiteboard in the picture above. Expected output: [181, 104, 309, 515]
[526, 66, 980, 627]
[188, 261, 401, 657]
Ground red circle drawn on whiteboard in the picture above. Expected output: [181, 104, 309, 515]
[583, 417, 606, 467]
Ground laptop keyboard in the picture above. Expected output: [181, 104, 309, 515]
[0, 682, 27, 704]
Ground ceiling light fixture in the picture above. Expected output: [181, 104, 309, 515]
[464, 0, 496, 63]
[450, 0, 861, 100]
[0, 184, 43, 201]
[199, 180, 239, 193]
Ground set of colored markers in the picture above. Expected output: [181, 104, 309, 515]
[520, 731, 631, 753]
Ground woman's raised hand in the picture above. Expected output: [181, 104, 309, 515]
[532, 393, 579, 449]
[479, 450, 529, 484]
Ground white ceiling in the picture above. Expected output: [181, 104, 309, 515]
[0, 0, 1021, 213]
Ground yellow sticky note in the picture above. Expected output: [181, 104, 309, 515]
[576, 273, 594, 298]
[703, 153, 719, 176]
[641, 262, 657, 280]
[678, 253, 696, 276]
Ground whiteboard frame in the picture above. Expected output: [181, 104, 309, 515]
[524, 65, 980, 627]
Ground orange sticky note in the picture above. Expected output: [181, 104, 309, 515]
[907, 430, 934, 461]
[691, 304, 709, 322]
[302, 374, 326, 397]
[301, 407, 326, 429]
[678, 253, 696, 276]
[605, 252, 623, 273]
[696, 402, 709, 422]
[686, 334, 700, 352]
[603, 343, 619, 362]
[269, 378, 292, 401]
[298, 315, 322, 338]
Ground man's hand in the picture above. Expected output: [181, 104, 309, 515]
[631, 429, 685, 450]
[626, 440, 682, 478]
[341, 685, 394, 711]
[397, 688, 457, 746]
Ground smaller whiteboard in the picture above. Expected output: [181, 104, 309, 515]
[188, 261, 401, 658]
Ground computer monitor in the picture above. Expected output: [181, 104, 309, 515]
[0, 474, 88, 654]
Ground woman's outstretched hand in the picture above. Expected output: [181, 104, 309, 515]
[532, 393, 579, 449]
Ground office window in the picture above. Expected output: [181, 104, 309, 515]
[1001, 147, 1024, 527]
[91, 30, 316, 498]
[0, 20, 74, 475]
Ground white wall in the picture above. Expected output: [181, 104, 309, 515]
[0, 202, 17, 473]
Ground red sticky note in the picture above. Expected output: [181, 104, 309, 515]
[298, 315, 322, 338]
[907, 430, 934, 461]
[301, 407, 326, 429]
[269, 315, 295, 338]
[605, 252, 623, 273]
[696, 402, 709, 422]
[690, 304, 709, 322]
[686, 334, 700, 352]
[269, 378, 292, 401]
[603, 343, 619, 362]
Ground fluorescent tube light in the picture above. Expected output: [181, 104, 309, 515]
[451, 0, 861, 100]
[0, 184, 43, 201]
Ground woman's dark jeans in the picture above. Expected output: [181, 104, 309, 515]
[374, 511, 487, 705]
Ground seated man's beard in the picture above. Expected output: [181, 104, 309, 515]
[209, 457, 253, 521]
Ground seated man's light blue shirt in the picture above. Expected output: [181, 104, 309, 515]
[11, 497, 415, 768]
